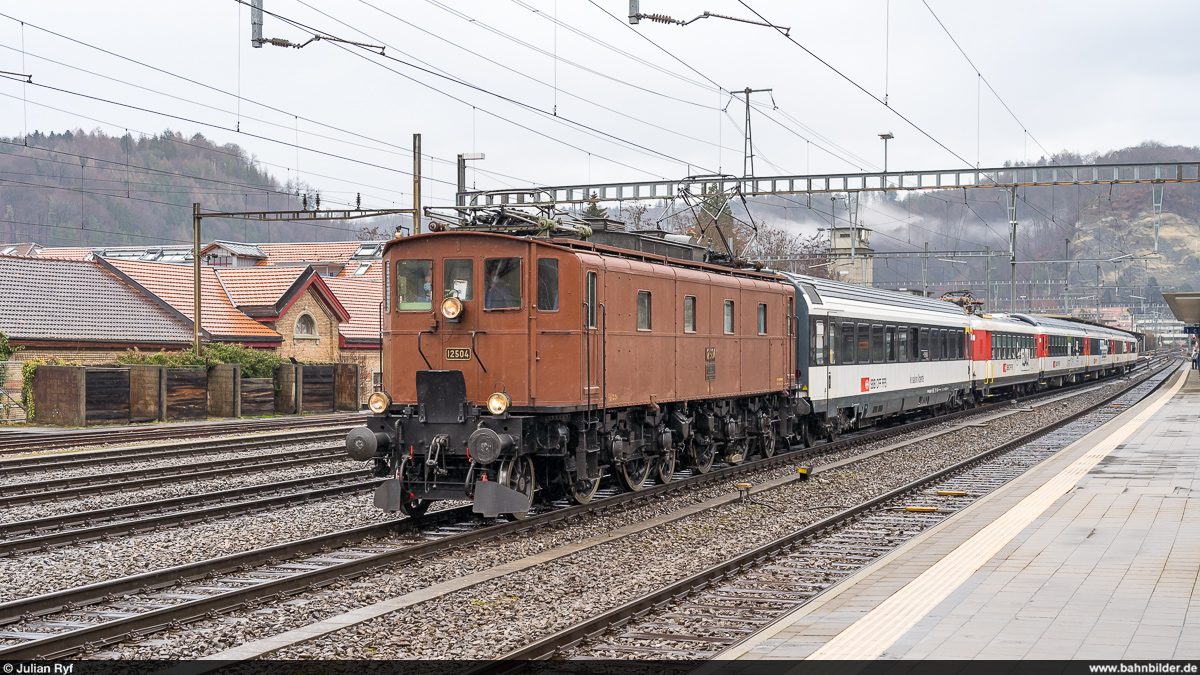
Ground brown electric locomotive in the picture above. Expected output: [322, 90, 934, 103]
[346, 228, 804, 519]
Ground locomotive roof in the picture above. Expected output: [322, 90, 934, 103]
[781, 272, 968, 317]
[383, 230, 790, 283]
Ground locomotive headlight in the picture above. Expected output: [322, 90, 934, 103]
[486, 392, 511, 415]
[367, 391, 392, 414]
[440, 296, 464, 321]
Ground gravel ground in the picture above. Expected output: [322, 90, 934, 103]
[0, 439, 343, 487]
[83, 371, 1149, 660]
[0, 490, 395, 603]
[0, 456, 363, 525]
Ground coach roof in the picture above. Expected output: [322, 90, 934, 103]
[782, 272, 968, 317]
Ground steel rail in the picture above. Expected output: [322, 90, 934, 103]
[480, 361, 1177, 663]
[0, 472, 378, 556]
[0, 427, 353, 474]
[0, 414, 365, 454]
[0, 446, 347, 508]
[0, 362, 1162, 659]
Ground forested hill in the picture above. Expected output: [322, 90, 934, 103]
[0, 129, 386, 249]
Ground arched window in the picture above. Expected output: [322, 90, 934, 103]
[295, 314, 316, 336]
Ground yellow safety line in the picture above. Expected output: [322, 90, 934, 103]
[806, 367, 1186, 661]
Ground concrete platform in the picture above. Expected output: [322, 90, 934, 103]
[723, 365, 1200, 663]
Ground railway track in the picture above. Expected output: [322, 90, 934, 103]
[0, 445, 350, 508]
[0, 413, 365, 455]
[0, 360, 1167, 659]
[0, 427, 354, 476]
[487, 361, 1177, 661]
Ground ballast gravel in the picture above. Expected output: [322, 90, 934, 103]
[83, 373, 1148, 660]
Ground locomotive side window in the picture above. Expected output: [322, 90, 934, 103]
[857, 323, 871, 364]
[870, 324, 884, 362]
[841, 321, 855, 364]
[812, 318, 825, 366]
[638, 291, 652, 330]
[383, 263, 390, 312]
[757, 304, 767, 335]
[537, 258, 558, 311]
[484, 258, 521, 309]
[724, 301, 735, 334]
[897, 326, 908, 362]
[586, 271, 597, 328]
[396, 259, 433, 311]
[787, 298, 793, 335]
[684, 296, 696, 333]
[444, 259, 474, 300]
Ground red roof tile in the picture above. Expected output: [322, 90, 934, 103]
[322, 276, 382, 344]
[35, 247, 94, 260]
[213, 267, 306, 307]
[256, 241, 362, 265]
[105, 259, 280, 341]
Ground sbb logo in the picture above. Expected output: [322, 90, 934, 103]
[861, 377, 870, 392]
[861, 377, 887, 392]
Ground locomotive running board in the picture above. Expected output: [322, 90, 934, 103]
[472, 480, 532, 518]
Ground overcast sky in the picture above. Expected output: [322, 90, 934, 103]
[2, 0, 1198, 215]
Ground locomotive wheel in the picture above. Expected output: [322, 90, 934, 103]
[618, 457, 651, 491]
[655, 449, 676, 484]
[691, 438, 715, 474]
[759, 432, 776, 459]
[569, 474, 601, 504]
[400, 498, 430, 518]
[799, 421, 813, 448]
[499, 455, 536, 520]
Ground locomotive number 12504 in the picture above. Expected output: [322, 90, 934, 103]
[445, 347, 472, 360]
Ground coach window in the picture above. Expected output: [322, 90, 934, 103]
[758, 304, 767, 335]
[857, 323, 871, 364]
[684, 296, 696, 332]
[396, 259, 433, 311]
[909, 327, 920, 361]
[919, 327, 930, 360]
[958, 331, 966, 359]
[724, 300, 735, 334]
[586, 271, 597, 328]
[897, 326, 908, 362]
[941, 330, 949, 360]
[638, 291, 652, 330]
[444, 259, 474, 301]
[483, 258, 521, 310]
[884, 326, 895, 362]
[870, 324, 884, 363]
[841, 321, 856, 364]
[931, 328, 941, 361]
[537, 259, 558, 311]
[812, 319, 826, 366]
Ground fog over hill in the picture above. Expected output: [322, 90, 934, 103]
[0, 129, 403, 249]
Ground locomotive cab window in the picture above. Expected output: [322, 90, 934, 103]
[586, 271, 597, 328]
[758, 303, 767, 335]
[724, 300, 735, 334]
[537, 258, 558, 311]
[684, 296, 696, 333]
[637, 291, 652, 330]
[443, 259, 474, 300]
[396, 259, 433, 311]
[484, 258, 521, 309]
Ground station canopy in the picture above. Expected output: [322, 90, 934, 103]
[1162, 292, 1200, 325]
